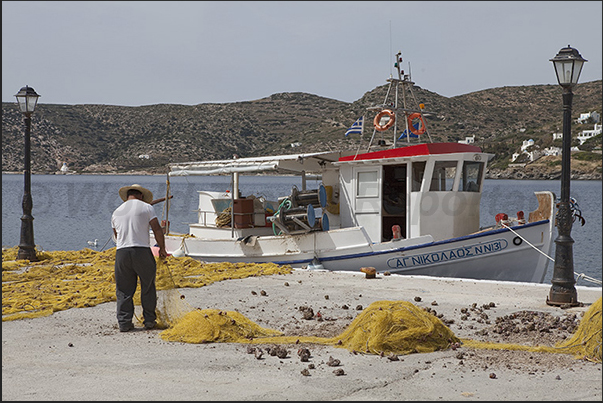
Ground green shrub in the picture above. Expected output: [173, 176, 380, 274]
[573, 152, 602, 162]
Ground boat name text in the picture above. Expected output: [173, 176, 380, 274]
[387, 239, 509, 268]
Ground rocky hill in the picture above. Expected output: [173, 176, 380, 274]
[2, 80, 601, 179]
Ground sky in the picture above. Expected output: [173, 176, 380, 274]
[2, 1, 602, 107]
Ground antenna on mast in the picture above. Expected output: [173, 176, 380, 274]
[389, 21, 393, 77]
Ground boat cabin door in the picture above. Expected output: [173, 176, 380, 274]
[382, 165, 407, 241]
[352, 167, 382, 242]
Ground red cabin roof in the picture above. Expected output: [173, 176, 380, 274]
[338, 142, 482, 162]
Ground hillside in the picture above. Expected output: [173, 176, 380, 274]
[2, 80, 601, 179]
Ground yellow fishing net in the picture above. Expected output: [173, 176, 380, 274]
[2, 246, 291, 323]
[2, 247, 117, 320]
[461, 297, 602, 363]
[3, 246, 601, 361]
[160, 300, 459, 356]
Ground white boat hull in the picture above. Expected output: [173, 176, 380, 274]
[160, 217, 554, 283]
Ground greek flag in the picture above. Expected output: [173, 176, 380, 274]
[345, 116, 364, 136]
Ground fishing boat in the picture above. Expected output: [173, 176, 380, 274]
[153, 51, 556, 283]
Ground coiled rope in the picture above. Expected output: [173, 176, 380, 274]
[272, 198, 292, 236]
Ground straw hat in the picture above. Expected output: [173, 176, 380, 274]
[118, 184, 153, 204]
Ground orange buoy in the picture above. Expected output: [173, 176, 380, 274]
[407, 113, 426, 135]
[373, 110, 395, 131]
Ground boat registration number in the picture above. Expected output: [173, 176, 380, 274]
[387, 239, 508, 268]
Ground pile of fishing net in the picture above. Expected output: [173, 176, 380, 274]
[159, 294, 602, 362]
[461, 296, 602, 363]
[160, 299, 460, 355]
[556, 296, 602, 362]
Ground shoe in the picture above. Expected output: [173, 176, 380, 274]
[144, 321, 156, 330]
[119, 323, 134, 332]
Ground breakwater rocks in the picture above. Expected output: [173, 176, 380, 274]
[486, 155, 602, 181]
[486, 169, 601, 181]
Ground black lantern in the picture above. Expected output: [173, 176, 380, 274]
[546, 46, 587, 307]
[15, 85, 40, 262]
[550, 45, 587, 88]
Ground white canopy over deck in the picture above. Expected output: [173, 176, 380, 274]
[168, 151, 349, 176]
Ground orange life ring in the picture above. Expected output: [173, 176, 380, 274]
[407, 113, 426, 135]
[373, 109, 395, 131]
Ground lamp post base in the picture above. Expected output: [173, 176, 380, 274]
[546, 287, 579, 307]
[17, 213, 38, 262]
[17, 245, 38, 262]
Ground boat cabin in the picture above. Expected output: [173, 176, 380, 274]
[334, 143, 491, 243]
[169, 143, 492, 244]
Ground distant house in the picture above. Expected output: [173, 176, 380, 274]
[511, 139, 542, 162]
[552, 132, 563, 141]
[577, 124, 602, 145]
[543, 147, 561, 156]
[520, 139, 535, 152]
[291, 142, 302, 148]
[457, 135, 475, 144]
[577, 111, 601, 124]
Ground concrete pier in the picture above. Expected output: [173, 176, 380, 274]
[2, 269, 601, 401]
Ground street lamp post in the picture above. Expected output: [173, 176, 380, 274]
[15, 85, 41, 262]
[547, 46, 587, 307]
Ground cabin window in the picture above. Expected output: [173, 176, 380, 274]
[460, 161, 484, 192]
[430, 161, 457, 191]
[356, 171, 379, 198]
[411, 161, 426, 192]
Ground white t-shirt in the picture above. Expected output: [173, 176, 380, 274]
[111, 199, 157, 249]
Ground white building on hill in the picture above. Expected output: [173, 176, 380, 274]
[457, 135, 475, 144]
[577, 124, 602, 145]
[511, 139, 542, 162]
[577, 111, 601, 124]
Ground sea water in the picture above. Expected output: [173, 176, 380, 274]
[2, 174, 601, 287]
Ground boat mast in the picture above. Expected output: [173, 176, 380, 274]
[366, 51, 433, 152]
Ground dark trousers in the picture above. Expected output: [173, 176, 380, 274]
[114, 247, 157, 327]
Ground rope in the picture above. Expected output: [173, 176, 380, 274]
[576, 272, 603, 286]
[163, 174, 171, 234]
[99, 235, 113, 252]
[502, 222, 555, 262]
[215, 207, 232, 227]
[272, 198, 292, 235]
[502, 222, 602, 286]
[178, 236, 188, 255]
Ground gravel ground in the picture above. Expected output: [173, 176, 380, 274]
[2, 269, 601, 401]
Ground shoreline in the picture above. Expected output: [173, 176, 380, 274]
[3, 170, 602, 180]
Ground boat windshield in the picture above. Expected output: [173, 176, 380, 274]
[412, 162, 426, 192]
[430, 161, 457, 191]
[461, 161, 484, 192]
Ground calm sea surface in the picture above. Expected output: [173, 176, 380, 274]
[2, 174, 601, 287]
